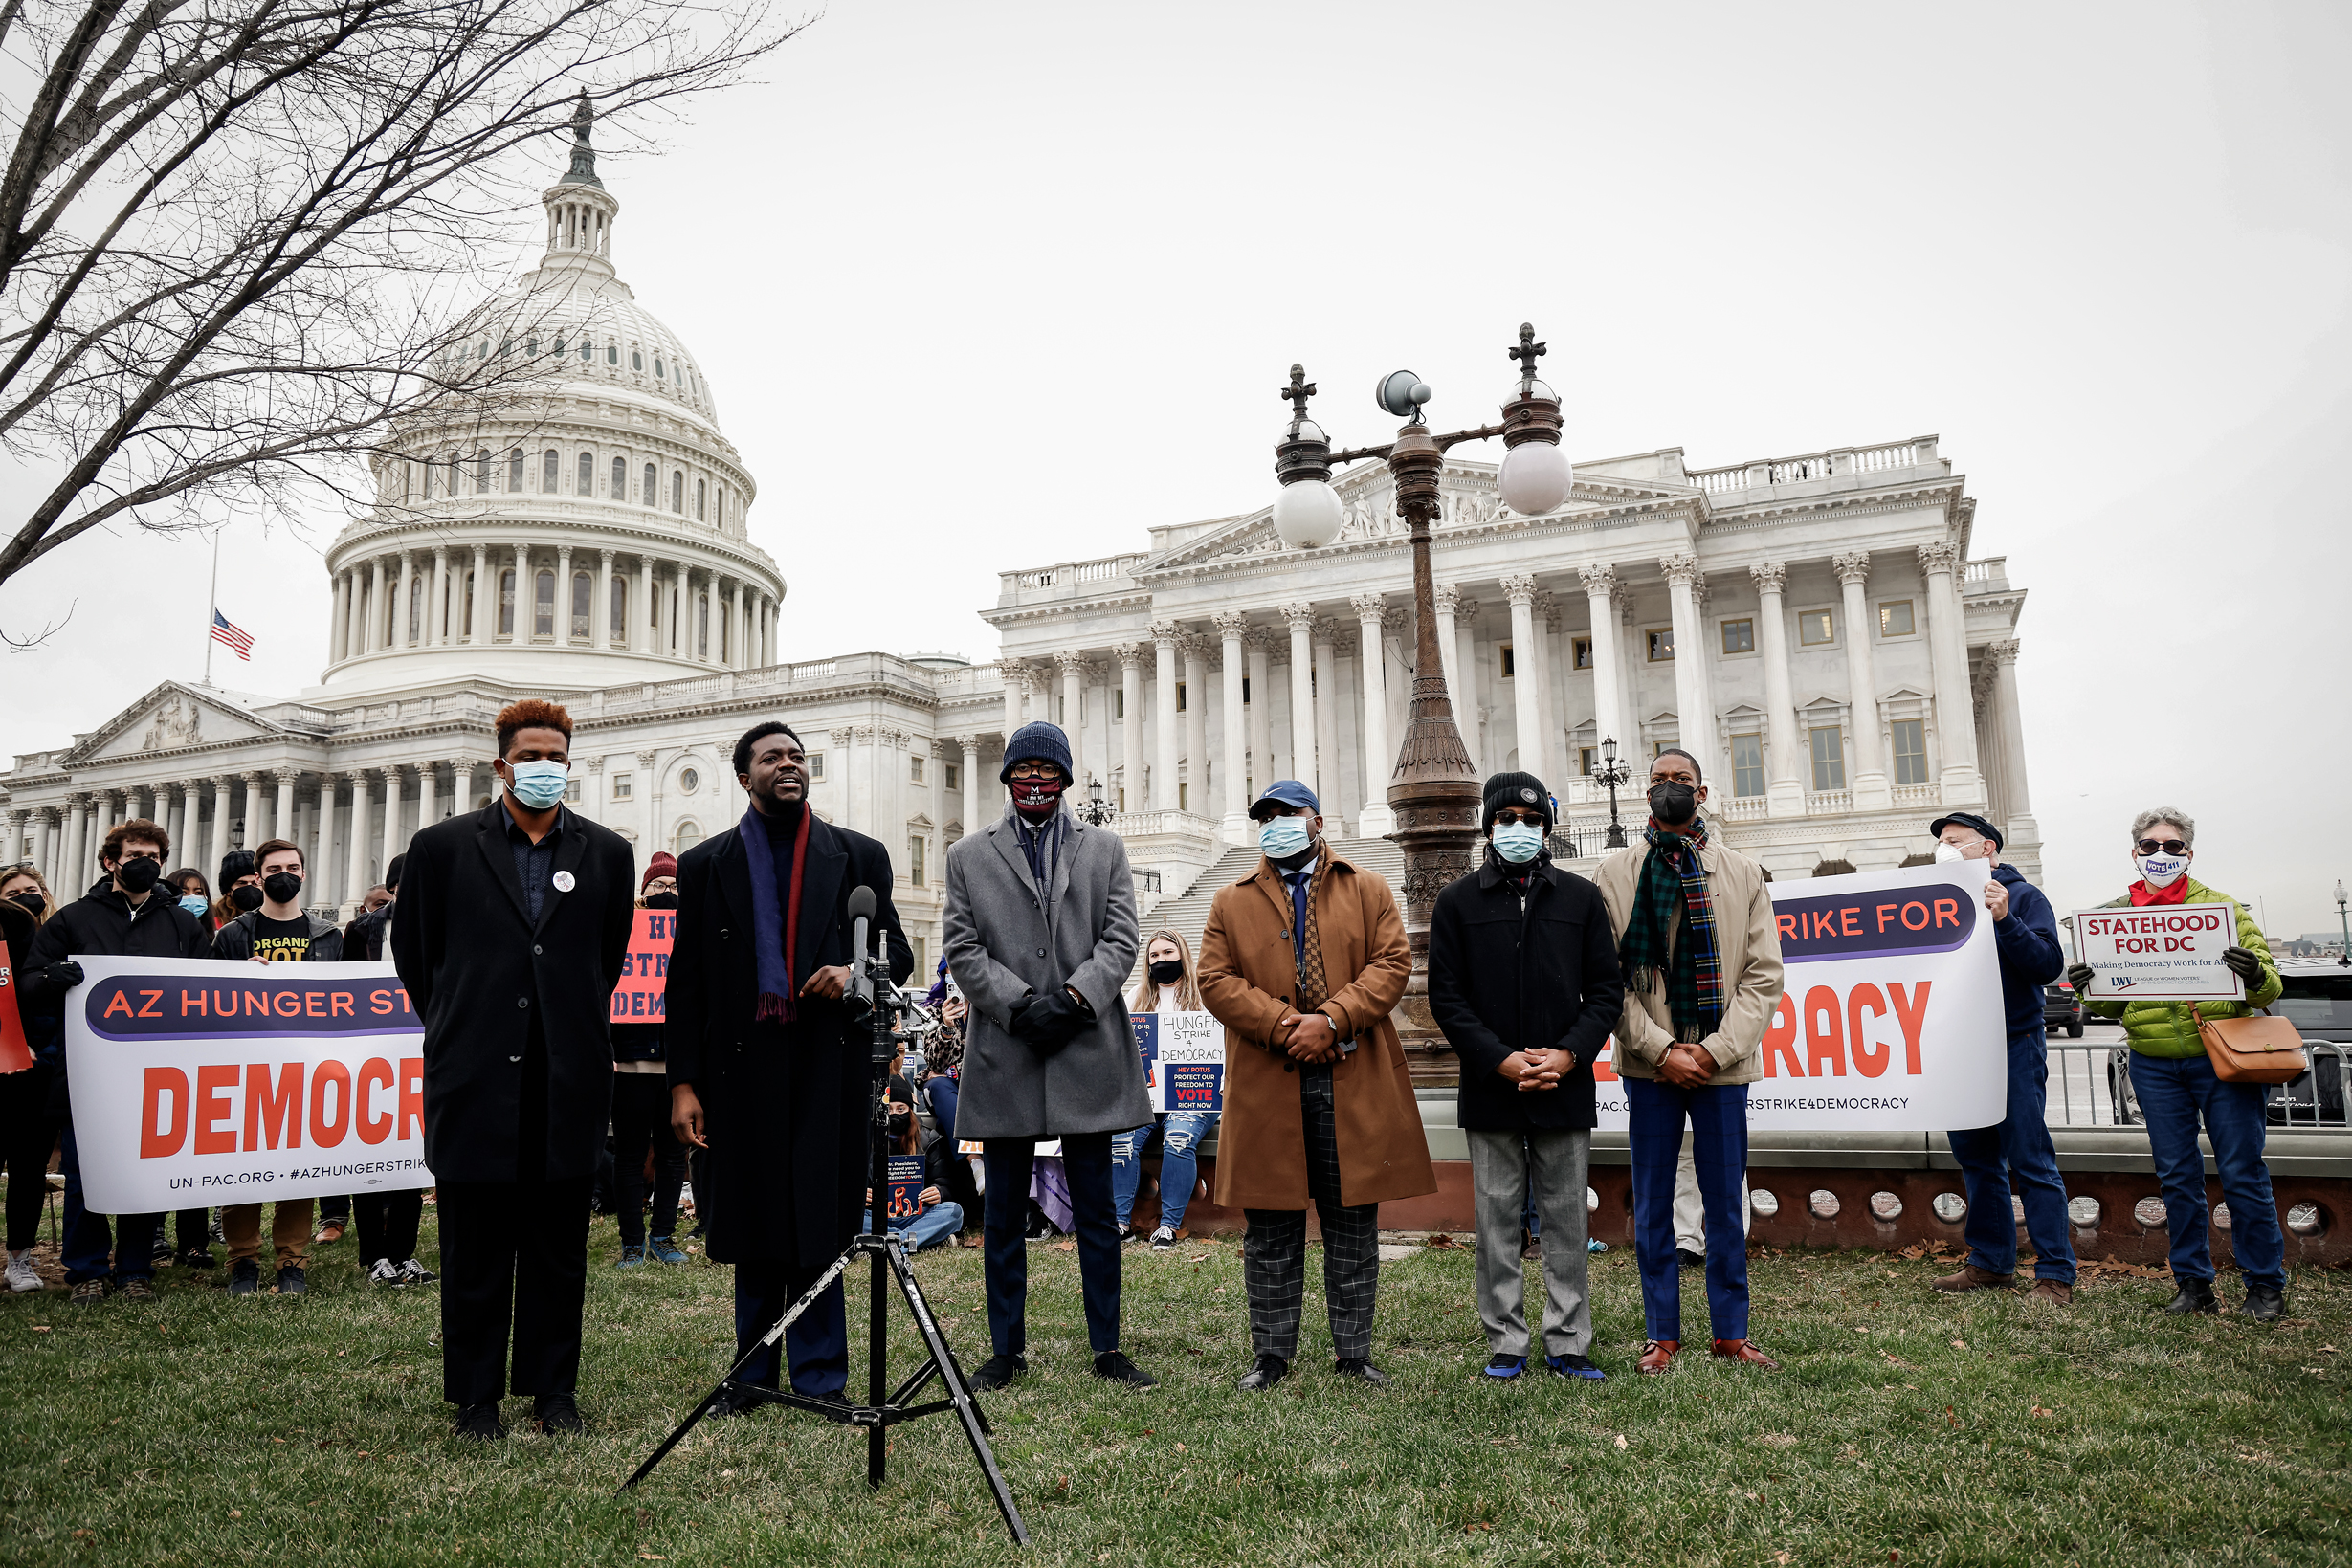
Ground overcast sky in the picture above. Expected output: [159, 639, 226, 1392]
[3, 2, 2347, 934]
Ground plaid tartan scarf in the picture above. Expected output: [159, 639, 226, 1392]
[1616, 818, 1721, 1041]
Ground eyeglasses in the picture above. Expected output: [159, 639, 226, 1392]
[2135, 838, 2188, 856]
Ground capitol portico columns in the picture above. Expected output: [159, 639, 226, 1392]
[451, 759, 478, 818]
[379, 765, 406, 883]
[1503, 577, 1542, 780]
[465, 545, 487, 644]
[1351, 594, 1396, 835]
[32, 809, 53, 888]
[1150, 624, 1181, 811]
[1181, 633, 1209, 818]
[1281, 604, 1317, 802]
[1244, 629, 1275, 800]
[366, 557, 387, 654]
[1919, 542, 1985, 804]
[342, 771, 370, 913]
[634, 557, 654, 653]
[1311, 620, 1342, 831]
[1432, 585, 1473, 773]
[275, 770, 299, 847]
[1987, 640, 2039, 852]
[730, 580, 746, 669]
[416, 762, 439, 833]
[330, 573, 352, 662]
[1659, 554, 1717, 785]
[1114, 646, 1144, 810]
[1579, 566, 1624, 768]
[1834, 551, 1892, 810]
[955, 736, 981, 838]
[594, 551, 614, 651]
[1213, 614, 1250, 843]
[1749, 563, 1806, 817]
[1054, 652, 1087, 759]
[204, 776, 229, 873]
[62, 795, 89, 889]
[429, 548, 450, 647]
[1531, 590, 1563, 790]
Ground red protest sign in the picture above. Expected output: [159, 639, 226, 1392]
[0, 959, 31, 1073]
[610, 907, 675, 1023]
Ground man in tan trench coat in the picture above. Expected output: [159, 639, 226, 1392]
[1198, 781, 1433, 1391]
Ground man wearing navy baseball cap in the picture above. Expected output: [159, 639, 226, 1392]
[1921, 811, 2076, 1303]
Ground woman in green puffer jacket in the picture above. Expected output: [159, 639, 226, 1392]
[2066, 806, 2286, 1320]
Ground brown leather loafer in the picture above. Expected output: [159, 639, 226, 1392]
[1710, 1338, 1780, 1370]
[1636, 1339, 1680, 1375]
[1930, 1263, 2014, 1293]
[2027, 1279, 2075, 1305]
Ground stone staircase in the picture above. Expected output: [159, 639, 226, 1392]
[1126, 836, 1408, 990]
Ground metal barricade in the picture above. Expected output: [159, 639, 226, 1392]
[2042, 1037, 2347, 1131]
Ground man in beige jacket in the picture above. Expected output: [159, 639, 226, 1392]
[1593, 748, 1785, 1375]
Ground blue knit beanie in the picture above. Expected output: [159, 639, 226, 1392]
[999, 720, 1074, 785]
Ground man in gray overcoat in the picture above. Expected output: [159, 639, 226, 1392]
[942, 721, 1155, 1391]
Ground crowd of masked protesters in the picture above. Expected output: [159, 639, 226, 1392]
[0, 697, 2296, 1440]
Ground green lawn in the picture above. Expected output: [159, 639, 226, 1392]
[0, 1207, 2344, 1567]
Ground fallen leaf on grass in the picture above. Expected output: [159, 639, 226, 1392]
[1774, 1553, 1794, 1565]
[1053, 1239, 1076, 1253]
[1950, 1339, 1967, 1350]
[1613, 1435, 1628, 1450]
[637, 1556, 666, 1562]
[1945, 1406, 1958, 1428]
[2030, 1405, 2055, 1418]
[1759, 1433, 1797, 1448]
[30, 1325, 48, 1333]
[1174, 1443, 1186, 1452]
[1424, 1233, 1464, 1250]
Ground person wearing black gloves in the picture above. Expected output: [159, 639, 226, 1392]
[22, 819, 212, 1304]
[391, 699, 637, 1441]
[666, 722, 913, 1419]
[942, 720, 1153, 1392]
[1429, 772, 1625, 1382]
[613, 852, 688, 1269]
[0, 870, 60, 1294]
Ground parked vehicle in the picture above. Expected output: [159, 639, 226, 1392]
[2267, 960, 2350, 1127]
[2044, 978, 2087, 1038]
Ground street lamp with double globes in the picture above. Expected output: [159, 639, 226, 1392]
[1590, 733, 1635, 850]
[1272, 325, 1573, 1074]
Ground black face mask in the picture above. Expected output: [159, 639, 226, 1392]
[1147, 959, 1184, 986]
[116, 857, 163, 894]
[643, 892, 678, 910]
[230, 884, 265, 912]
[1648, 781, 1698, 827]
[262, 872, 302, 906]
[887, 1110, 913, 1137]
[8, 892, 45, 917]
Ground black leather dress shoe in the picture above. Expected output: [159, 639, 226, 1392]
[451, 1402, 505, 1442]
[2163, 1279, 2219, 1315]
[1094, 1351, 1157, 1388]
[968, 1353, 1027, 1391]
[533, 1393, 583, 1433]
[1235, 1353, 1288, 1391]
[1333, 1358, 1390, 1386]
[2244, 1284, 2286, 1322]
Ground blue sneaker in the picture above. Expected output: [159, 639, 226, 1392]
[1546, 1353, 1606, 1380]
[1482, 1354, 1526, 1380]
[648, 1236, 687, 1265]
[616, 1245, 647, 1269]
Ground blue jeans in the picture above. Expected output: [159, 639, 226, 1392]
[924, 1076, 959, 1143]
[1110, 1112, 1218, 1232]
[1946, 1030, 2078, 1284]
[1626, 1077, 1749, 1342]
[57, 1123, 160, 1286]
[890, 1200, 964, 1252]
[732, 1259, 847, 1397]
[983, 1133, 1120, 1358]
[2129, 1052, 2287, 1292]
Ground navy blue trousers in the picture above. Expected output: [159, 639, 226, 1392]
[982, 1131, 1120, 1358]
[1626, 1077, 1749, 1342]
[733, 1259, 848, 1397]
[1946, 1030, 2078, 1284]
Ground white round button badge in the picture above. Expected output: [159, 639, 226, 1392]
[551, 870, 576, 893]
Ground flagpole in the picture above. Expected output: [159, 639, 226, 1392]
[204, 533, 219, 686]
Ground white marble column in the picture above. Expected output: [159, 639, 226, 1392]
[330, 572, 352, 663]
[956, 736, 982, 836]
[379, 765, 406, 877]
[1919, 541, 1986, 804]
[634, 557, 654, 654]
[463, 544, 486, 644]
[1350, 594, 1396, 834]
[1244, 629, 1275, 803]
[1749, 563, 1806, 816]
[1578, 566, 1624, 762]
[1281, 604, 1317, 802]
[63, 796, 91, 892]
[1988, 639, 2038, 851]
[33, 810, 54, 889]
[999, 659, 1026, 740]
[274, 770, 298, 847]
[1150, 623, 1181, 811]
[1213, 614, 1251, 842]
[364, 557, 386, 654]
[452, 760, 477, 818]
[416, 762, 439, 832]
[1659, 554, 1718, 784]
[1503, 575, 1542, 776]
[1433, 585, 1474, 773]
[594, 551, 614, 651]
[1054, 652, 1087, 762]
[1832, 551, 1891, 809]
[1116, 645, 1145, 812]
[1182, 633, 1209, 818]
[427, 548, 448, 647]
[301, 784, 325, 884]
[1532, 588, 1564, 790]
[1312, 620, 1342, 831]
[202, 776, 228, 874]
[342, 772, 371, 910]
[730, 579, 747, 669]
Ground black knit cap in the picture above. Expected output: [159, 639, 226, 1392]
[997, 720, 1074, 785]
[218, 849, 256, 888]
[1481, 770, 1552, 832]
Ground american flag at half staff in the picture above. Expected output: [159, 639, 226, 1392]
[210, 607, 254, 661]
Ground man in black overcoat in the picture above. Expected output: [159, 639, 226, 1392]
[1427, 771, 1624, 1382]
[667, 721, 911, 1415]
[390, 699, 636, 1441]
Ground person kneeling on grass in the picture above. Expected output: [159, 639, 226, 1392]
[1429, 772, 1624, 1383]
[875, 1075, 968, 1252]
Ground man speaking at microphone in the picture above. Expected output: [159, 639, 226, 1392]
[667, 721, 911, 1417]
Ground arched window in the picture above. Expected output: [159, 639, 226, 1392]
[407, 576, 422, 642]
[534, 570, 555, 636]
[542, 450, 558, 492]
[578, 340, 592, 362]
[674, 820, 702, 854]
[606, 342, 618, 364]
[475, 449, 490, 492]
[569, 571, 590, 640]
[552, 338, 566, 357]
[462, 570, 475, 635]
[523, 337, 537, 356]
[578, 451, 593, 493]
[671, 471, 683, 513]
[611, 455, 626, 497]
[498, 569, 516, 636]
[696, 593, 709, 657]
[696, 478, 706, 521]
[632, 348, 643, 371]
[642, 462, 656, 506]
[654, 357, 665, 379]
[507, 449, 523, 491]
[609, 575, 628, 642]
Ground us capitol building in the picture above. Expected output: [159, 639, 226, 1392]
[0, 130, 2042, 973]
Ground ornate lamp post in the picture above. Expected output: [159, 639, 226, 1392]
[2334, 879, 2348, 967]
[1272, 325, 1573, 1078]
[1591, 733, 1634, 850]
[1076, 777, 1117, 828]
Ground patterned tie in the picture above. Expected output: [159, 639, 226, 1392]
[1284, 872, 1310, 953]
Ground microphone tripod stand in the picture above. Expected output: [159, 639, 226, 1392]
[620, 895, 1029, 1544]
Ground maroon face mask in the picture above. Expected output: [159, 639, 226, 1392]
[1010, 776, 1066, 820]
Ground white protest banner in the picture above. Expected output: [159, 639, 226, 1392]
[1590, 859, 2008, 1131]
[65, 957, 430, 1212]
[1132, 1010, 1226, 1115]
[2068, 903, 2244, 1003]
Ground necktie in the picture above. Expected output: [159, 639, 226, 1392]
[1284, 872, 1309, 954]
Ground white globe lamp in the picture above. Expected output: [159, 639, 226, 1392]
[1497, 438, 1571, 517]
[1271, 477, 1343, 549]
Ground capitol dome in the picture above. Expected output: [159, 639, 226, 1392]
[316, 99, 783, 696]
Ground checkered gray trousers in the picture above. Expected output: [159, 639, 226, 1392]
[1242, 1065, 1381, 1363]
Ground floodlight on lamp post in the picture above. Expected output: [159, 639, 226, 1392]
[1271, 325, 1573, 1049]
[1591, 733, 1634, 850]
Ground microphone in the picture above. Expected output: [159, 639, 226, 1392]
[847, 886, 876, 1015]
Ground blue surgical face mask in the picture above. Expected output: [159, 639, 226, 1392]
[178, 894, 211, 917]
[507, 759, 570, 809]
[1492, 823, 1544, 864]
[1258, 816, 1312, 861]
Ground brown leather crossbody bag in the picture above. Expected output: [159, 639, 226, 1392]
[2191, 1004, 2309, 1085]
